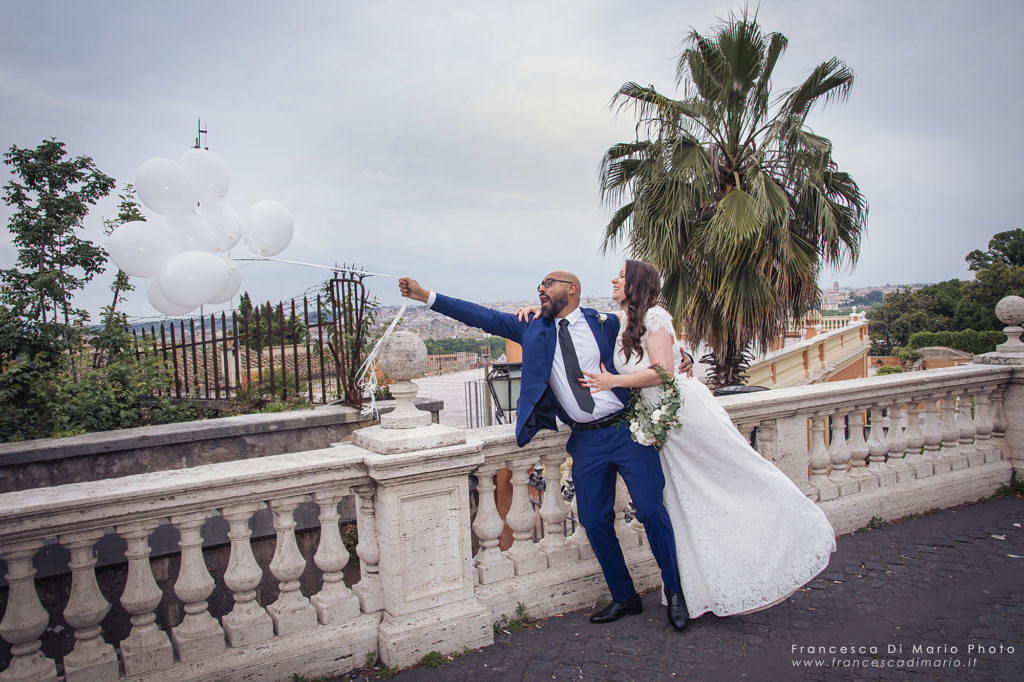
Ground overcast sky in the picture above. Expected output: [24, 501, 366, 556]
[2, 0, 1021, 322]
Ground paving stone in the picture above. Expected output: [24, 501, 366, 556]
[346, 498, 1023, 681]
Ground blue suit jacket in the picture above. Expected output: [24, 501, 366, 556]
[432, 293, 630, 447]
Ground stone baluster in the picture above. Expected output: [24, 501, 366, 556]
[311, 490, 361, 624]
[886, 403, 913, 483]
[958, 392, 982, 466]
[973, 388, 996, 463]
[537, 453, 577, 565]
[991, 388, 1009, 461]
[903, 399, 930, 477]
[221, 503, 273, 646]
[59, 530, 117, 682]
[921, 397, 949, 474]
[807, 413, 836, 501]
[352, 484, 384, 614]
[170, 511, 225, 662]
[0, 540, 56, 681]
[940, 393, 967, 470]
[865, 405, 896, 487]
[846, 409, 877, 492]
[471, 463, 515, 583]
[117, 520, 174, 675]
[567, 493, 595, 559]
[267, 495, 317, 635]
[503, 460, 547, 575]
[826, 411, 858, 496]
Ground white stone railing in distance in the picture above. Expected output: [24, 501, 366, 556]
[1, 310, 1022, 680]
[746, 319, 870, 388]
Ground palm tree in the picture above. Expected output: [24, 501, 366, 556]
[601, 10, 867, 386]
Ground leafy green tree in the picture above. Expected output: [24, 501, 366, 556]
[966, 228, 1024, 271]
[424, 336, 505, 357]
[102, 184, 145, 313]
[600, 11, 866, 385]
[867, 280, 963, 354]
[1, 139, 115, 362]
[235, 291, 308, 351]
[849, 290, 883, 307]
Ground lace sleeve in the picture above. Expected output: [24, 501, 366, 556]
[644, 306, 675, 337]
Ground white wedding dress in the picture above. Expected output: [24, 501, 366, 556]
[614, 306, 836, 618]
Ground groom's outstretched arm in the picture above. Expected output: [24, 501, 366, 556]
[399, 277, 525, 343]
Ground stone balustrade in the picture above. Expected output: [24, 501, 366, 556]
[1, 320, 1022, 680]
[746, 320, 870, 388]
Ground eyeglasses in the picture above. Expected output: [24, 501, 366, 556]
[537, 278, 573, 291]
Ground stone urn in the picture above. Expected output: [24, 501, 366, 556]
[352, 331, 467, 454]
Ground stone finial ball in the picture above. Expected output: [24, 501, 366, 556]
[377, 331, 428, 381]
[995, 295, 1024, 327]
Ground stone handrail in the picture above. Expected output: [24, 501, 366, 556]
[0, 335, 1020, 680]
[747, 320, 869, 388]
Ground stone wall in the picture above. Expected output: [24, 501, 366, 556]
[0, 398, 442, 493]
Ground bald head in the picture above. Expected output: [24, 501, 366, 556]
[538, 270, 581, 319]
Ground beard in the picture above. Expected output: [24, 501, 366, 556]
[540, 289, 569, 319]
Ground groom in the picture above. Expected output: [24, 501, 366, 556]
[399, 272, 689, 630]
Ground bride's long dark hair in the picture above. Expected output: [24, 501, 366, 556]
[620, 259, 662, 363]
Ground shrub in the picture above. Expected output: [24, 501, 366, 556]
[876, 366, 903, 376]
[906, 329, 1006, 355]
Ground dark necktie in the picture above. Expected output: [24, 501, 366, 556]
[558, 319, 595, 414]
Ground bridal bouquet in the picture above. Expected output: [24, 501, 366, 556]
[626, 365, 683, 448]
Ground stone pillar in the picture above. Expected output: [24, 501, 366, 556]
[471, 462, 515, 583]
[352, 484, 384, 614]
[267, 495, 317, 635]
[0, 540, 56, 681]
[536, 453, 576, 566]
[847, 409, 878, 491]
[117, 520, 174, 675]
[975, 295, 1024, 473]
[904, 400, 931, 478]
[59, 530, 118, 682]
[921, 397, 950, 474]
[865, 405, 896, 487]
[311, 490, 362, 624]
[169, 511, 226, 662]
[808, 413, 835, 501]
[504, 459, 547, 575]
[352, 331, 492, 668]
[940, 392, 968, 471]
[221, 503, 274, 647]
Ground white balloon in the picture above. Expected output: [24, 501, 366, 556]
[158, 251, 232, 308]
[206, 260, 241, 304]
[147, 278, 196, 316]
[107, 220, 178, 277]
[198, 202, 242, 252]
[163, 213, 217, 253]
[135, 157, 199, 216]
[242, 200, 294, 257]
[179, 148, 230, 204]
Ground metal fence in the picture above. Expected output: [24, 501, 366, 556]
[125, 274, 372, 406]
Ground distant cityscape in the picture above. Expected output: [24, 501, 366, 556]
[380, 282, 925, 341]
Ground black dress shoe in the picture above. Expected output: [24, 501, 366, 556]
[589, 593, 643, 624]
[665, 589, 690, 631]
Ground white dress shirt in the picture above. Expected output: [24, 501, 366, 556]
[549, 308, 623, 424]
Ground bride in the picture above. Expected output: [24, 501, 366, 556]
[519, 259, 836, 619]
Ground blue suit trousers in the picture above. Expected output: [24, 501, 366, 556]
[568, 425, 682, 602]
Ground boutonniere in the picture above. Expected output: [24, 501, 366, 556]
[596, 313, 608, 330]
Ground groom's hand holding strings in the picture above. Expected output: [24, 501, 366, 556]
[399, 277, 430, 303]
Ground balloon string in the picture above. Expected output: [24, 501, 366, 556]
[233, 257, 402, 279]
[356, 303, 407, 416]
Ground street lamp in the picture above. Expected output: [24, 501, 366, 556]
[486, 362, 521, 424]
